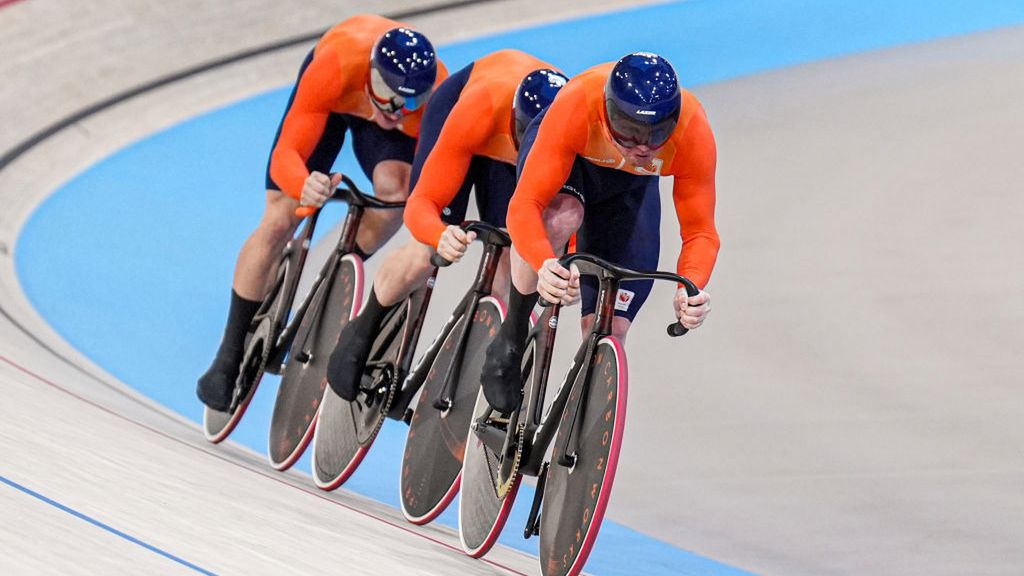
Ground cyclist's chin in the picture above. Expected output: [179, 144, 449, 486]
[372, 112, 402, 130]
[624, 151, 654, 167]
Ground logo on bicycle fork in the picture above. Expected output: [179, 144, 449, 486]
[614, 289, 635, 311]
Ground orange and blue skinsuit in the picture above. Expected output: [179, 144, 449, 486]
[509, 61, 720, 320]
[403, 49, 561, 247]
[264, 14, 448, 200]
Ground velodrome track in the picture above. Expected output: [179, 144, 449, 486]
[3, 1, 1024, 575]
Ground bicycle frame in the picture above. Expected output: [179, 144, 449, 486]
[390, 222, 509, 420]
[263, 177, 403, 374]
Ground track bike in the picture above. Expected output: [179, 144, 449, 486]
[203, 176, 404, 448]
[310, 221, 511, 493]
[458, 252, 698, 576]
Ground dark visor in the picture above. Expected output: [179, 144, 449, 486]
[605, 100, 678, 149]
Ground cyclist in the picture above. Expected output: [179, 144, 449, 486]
[324, 49, 568, 402]
[482, 52, 719, 414]
[197, 14, 447, 411]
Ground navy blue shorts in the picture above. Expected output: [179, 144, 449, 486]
[409, 62, 515, 227]
[519, 109, 661, 322]
[264, 49, 417, 191]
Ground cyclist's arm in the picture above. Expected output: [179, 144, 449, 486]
[404, 91, 493, 247]
[507, 92, 586, 271]
[269, 49, 344, 200]
[670, 106, 720, 290]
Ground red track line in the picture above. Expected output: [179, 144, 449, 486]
[0, 0, 27, 9]
[0, 353, 529, 576]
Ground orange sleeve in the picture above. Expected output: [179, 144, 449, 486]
[671, 107, 720, 289]
[268, 48, 345, 200]
[404, 89, 493, 247]
[506, 89, 587, 271]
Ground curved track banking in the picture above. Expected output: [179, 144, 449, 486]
[4, 1, 1024, 575]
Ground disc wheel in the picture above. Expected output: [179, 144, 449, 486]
[310, 299, 409, 490]
[268, 255, 361, 470]
[400, 297, 504, 525]
[538, 337, 628, 576]
[202, 320, 271, 443]
[202, 253, 293, 443]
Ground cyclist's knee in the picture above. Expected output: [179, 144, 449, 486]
[258, 192, 300, 246]
[580, 314, 632, 341]
[371, 161, 411, 201]
[544, 194, 584, 239]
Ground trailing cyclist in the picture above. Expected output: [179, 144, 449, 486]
[324, 49, 568, 402]
[482, 52, 720, 414]
[197, 14, 447, 411]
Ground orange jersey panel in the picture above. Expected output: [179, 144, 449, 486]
[404, 49, 559, 247]
[269, 14, 448, 200]
[509, 62, 720, 288]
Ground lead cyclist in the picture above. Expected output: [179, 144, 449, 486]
[481, 52, 720, 414]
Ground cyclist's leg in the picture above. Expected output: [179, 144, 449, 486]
[324, 76, 468, 400]
[346, 116, 418, 257]
[577, 169, 661, 342]
[473, 158, 518, 301]
[198, 51, 346, 410]
[481, 159, 585, 414]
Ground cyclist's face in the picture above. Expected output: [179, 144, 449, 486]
[366, 67, 430, 130]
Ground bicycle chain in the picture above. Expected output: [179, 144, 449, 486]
[495, 420, 527, 498]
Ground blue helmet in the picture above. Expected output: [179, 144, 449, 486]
[369, 28, 438, 115]
[512, 68, 569, 148]
[604, 52, 681, 149]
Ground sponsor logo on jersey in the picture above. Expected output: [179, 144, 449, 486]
[583, 156, 618, 165]
[637, 110, 656, 116]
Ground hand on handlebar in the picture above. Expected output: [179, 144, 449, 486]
[538, 257, 580, 306]
[296, 171, 342, 217]
[435, 225, 477, 264]
[673, 288, 711, 331]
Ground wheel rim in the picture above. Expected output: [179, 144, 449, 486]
[538, 338, 627, 576]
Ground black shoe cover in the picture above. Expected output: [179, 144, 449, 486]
[480, 335, 525, 414]
[326, 322, 375, 402]
[196, 359, 238, 412]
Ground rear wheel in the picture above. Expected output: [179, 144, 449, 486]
[202, 252, 293, 443]
[538, 337, 628, 576]
[268, 255, 362, 470]
[400, 297, 504, 525]
[458, 335, 538, 558]
[202, 336, 266, 442]
[310, 298, 410, 490]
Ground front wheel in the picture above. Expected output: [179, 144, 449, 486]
[538, 337, 628, 576]
[400, 296, 505, 525]
[268, 255, 362, 470]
